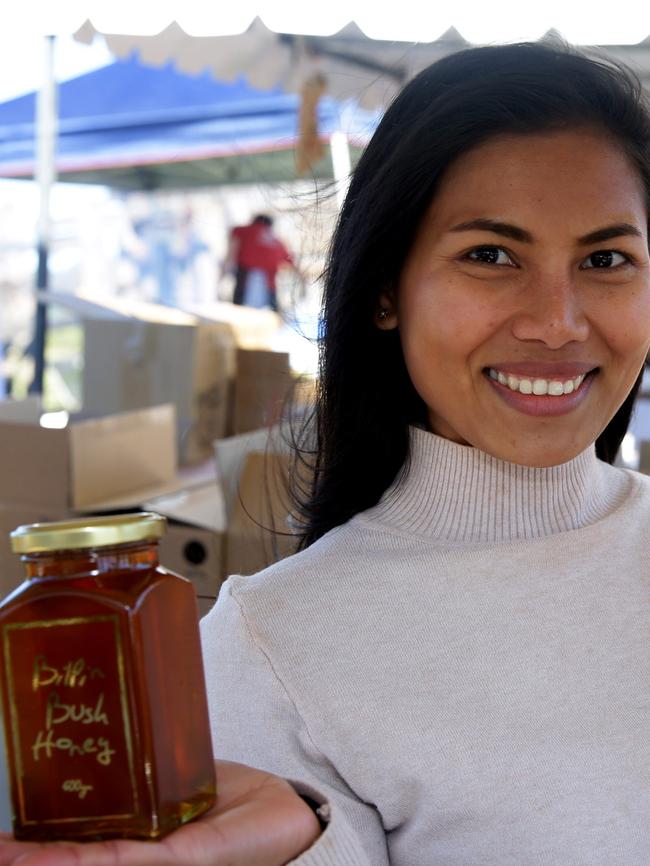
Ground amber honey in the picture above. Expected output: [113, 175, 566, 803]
[0, 512, 216, 841]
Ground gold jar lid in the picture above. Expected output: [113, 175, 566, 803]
[10, 512, 166, 554]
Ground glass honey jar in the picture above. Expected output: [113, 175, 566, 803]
[0, 512, 216, 841]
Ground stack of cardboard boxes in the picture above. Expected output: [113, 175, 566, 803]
[0, 401, 180, 597]
[0, 296, 310, 613]
[141, 348, 302, 615]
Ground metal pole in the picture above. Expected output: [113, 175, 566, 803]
[329, 130, 352, 210]
[28, 34, 57, 396]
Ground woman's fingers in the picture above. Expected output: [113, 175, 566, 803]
[0, 761, 322, 866]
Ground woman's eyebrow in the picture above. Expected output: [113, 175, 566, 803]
[449, 218, 532, 242]
[577, 223, 643, 244]
[448, 218, 643, 246]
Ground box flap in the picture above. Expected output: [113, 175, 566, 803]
[69, 404, 177, 509]
[38, 290, 201, 326]
[36, 290, 130, 320]
[77, 477, 192, 513]
[214, 426, 290, 520]
[225, 451, 296, 576]
[77, 457, 217, 514]
[143, 482, 227, 533]
[229, 451, 292, 533]
[0, 397, 42, 424]
[182, 301, 282, 349]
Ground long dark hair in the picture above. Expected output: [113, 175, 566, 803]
[294, 40, 650, 549]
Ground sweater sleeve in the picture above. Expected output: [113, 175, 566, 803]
[200, 582, 389, 866]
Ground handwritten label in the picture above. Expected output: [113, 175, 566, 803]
[3, 615, 138, 823]
[29, 660, 117, 767]
[62, 778, 94, 800]
[32, 730, 116, 765]
[32, 656, 106, 690]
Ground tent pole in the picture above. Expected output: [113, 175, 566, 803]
[28, 34, 57, 396]
[329, 130, 351, 210]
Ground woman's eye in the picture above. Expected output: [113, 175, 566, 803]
[464, 246, 515, 266]
[581, 250, 629, 269]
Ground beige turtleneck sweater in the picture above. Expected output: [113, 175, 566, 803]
[200, 428, 650, 865]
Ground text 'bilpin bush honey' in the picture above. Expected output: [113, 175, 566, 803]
[0, 512, 216, 841]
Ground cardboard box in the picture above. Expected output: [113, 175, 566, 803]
[142, 481, 227, 602]
[0, 397, 41, 424]
[224, 451, 297, 577]
[213, 426, 300, 577]
[114, 426, 298, 583]
[182, 301, 283, 349]
[213, 426, 289, 519]
[68, 454, 222, 607]
[0, 404, 178, 511]
[0, 488, 225, 611]
[83, 301, 236, 464]
[161, 521, 222, 606]
[43, 292, 237, 465]
[232, 348, 293, 435]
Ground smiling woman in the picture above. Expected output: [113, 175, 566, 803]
[375, 128, 650, 466]
[4, 38, 650, 866]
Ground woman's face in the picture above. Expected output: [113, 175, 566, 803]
[380, 129, 650, 466]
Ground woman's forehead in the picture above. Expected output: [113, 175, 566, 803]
[419, 129, 648, 238]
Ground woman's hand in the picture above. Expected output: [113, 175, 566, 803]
[0, 760, 322, 866]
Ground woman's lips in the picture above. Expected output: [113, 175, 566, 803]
[485, 369, 598, 417]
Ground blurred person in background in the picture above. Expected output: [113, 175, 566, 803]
[223, 214, 296, 311]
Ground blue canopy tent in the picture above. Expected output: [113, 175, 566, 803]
[0, 55, 379, 188]
[0, 56, 379, 395]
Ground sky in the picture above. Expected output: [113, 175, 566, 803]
[0, 1, 648, 108]
[0, 33, 111, 103]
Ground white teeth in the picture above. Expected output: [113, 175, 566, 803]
[532, 379, 548, 395]
[488, 369, 588, 396]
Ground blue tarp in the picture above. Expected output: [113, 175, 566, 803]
[0, 56, 379, 188]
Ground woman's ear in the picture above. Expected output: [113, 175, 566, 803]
[375, 289, 398, 330]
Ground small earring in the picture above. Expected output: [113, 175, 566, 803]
[377, 308, 389, 321]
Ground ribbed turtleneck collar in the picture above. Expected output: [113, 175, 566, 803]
[363, 427, 629, 544]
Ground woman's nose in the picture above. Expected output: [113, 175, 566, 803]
[509, 276, 589, 348]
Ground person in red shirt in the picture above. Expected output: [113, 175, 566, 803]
[225, 214, 295, 312]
